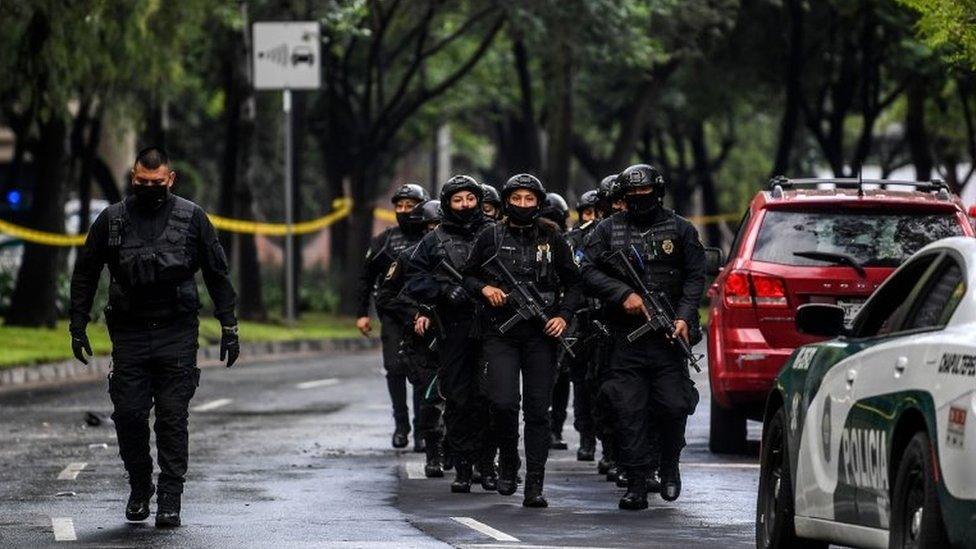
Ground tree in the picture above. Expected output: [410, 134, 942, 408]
[0, 1, 210, 326]
[900, 0, 976, 68]
[309, 0, 506, 315]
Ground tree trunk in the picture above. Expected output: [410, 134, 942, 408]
[336, 163, 377, 316]
[6, 118, 68, 327]
[772, 0, 803, 177]
[905, 77, 932, 181]
[544, 38, 573, 196]
[237, 97, 267, 321]
[690, 122, 723, 247]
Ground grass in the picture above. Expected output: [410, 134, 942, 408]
[1, 313, 362, 369]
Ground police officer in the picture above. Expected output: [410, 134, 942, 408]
[541, 192, 570, 232]
[559, 189, 605, 461]
[580, 164, 705, 510]
[356, 183, 430, 450]
[462, 174, 582, 508]
[595, 175, 615, 218]
[406, 175, 492, 493]
[481, 184, 502, 220]
[375, 200, 446, 477]
[540, 192, 572, 450]
[69, 147, 239, 527]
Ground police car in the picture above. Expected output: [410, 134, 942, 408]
[756, 236, 976, 549]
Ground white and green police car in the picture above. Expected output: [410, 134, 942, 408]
[756, 236, 976, 549]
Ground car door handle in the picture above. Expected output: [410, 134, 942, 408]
[894, 356, 908, 376]
[846, 369, 856, 387]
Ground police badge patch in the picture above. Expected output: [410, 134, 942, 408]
[662, 239, 675, 255]
[385, 261, 398, 281]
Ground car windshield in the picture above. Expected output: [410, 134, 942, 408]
[753, 210, 963, 267]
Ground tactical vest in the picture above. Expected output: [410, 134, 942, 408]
[433, 225, 476, 269]
[608, 212, 683, 301]
[490, 224, 559, 303]
[375, 227, 412, 265]
[107, 198, 199, 317]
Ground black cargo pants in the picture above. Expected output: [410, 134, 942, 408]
[484, 320, 557, 473]
[379, 311, 422, 432]
[108, 316, 200, 495]
[601, 333, 699, 471]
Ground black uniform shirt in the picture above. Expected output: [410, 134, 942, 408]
[69, 194, 237, 330]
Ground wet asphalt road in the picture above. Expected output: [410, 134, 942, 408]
[0, 343, 765, 548]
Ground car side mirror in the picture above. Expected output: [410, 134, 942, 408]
[704, 247, 724, 276]
[796, 303, 847, 338]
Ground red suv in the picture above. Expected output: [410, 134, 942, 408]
[706, 177, 974, 453]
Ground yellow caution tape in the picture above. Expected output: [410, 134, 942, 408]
[1, 196, 740, 247]
[0, 197, 354, 246]
[208, 197, 353, 236]
[0, 218, 88, 246]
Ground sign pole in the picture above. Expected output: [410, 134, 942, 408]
[283, 88, 295, 323]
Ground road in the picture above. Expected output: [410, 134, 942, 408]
[0, 343, 764, 548]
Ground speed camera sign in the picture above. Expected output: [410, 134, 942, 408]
[252, 22, 321, 90]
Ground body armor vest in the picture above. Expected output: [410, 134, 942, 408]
[375, 227, 412, 265]
[490, 224, 558, 305]
[608, 212, 683, 301]
[107, 198, 199, 318]
[433, 225, 476, 269]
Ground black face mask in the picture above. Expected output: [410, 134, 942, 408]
[396, 212, 412, 231]
[505, 204, 540, 225]
[624, 193, 660, 217]
[133, 184, 170, 211]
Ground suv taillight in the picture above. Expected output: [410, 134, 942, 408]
[724, 271, 752, 307]
[752, 273, 788, 308]
[723, 271, 789, 308]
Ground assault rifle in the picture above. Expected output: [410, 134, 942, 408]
[604, 247, 703, 372]
[484, 256, 576, 359]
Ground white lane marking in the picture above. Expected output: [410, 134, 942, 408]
[51, 517, 76, 541]
[57, 462, 87, 480]
[405, 462, 426, 479]
[460, 545, 614, 549]
[451, 517, 520, 542]
[191, 398, 233, 412]
[296, 378, 340, 390]
[683, 462, 760, 470]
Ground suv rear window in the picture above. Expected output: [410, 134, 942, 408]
[753, 210, 963, 267]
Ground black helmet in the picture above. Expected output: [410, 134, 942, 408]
[481, 184, 501, 206]
[440, 175, 483, 203]
[576, 190, 600, 214]
[418, 199, 441, 224]
[391, 183, 429, 204]
[597, 174, 618, 200]
[501, 173, 546, 203]
[617, 164, 664, 194]
[541, 192, 570, 229]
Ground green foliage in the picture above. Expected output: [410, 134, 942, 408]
[901, 0, 976, 67]
[0, 0, 212, 124]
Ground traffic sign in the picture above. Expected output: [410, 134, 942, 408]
[252, 22, 321, 90]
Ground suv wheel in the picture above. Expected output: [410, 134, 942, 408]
[756, 407, 825, 549]
[890, 431, 949, 549]
[710, 399, 747, 454]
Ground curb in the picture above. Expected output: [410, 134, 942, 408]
[0, 336, 381, 391]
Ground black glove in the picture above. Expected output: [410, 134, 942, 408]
[220, 325, 240, 368]
[70, 329, 93, 365]
[445, 285, 469, 305]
